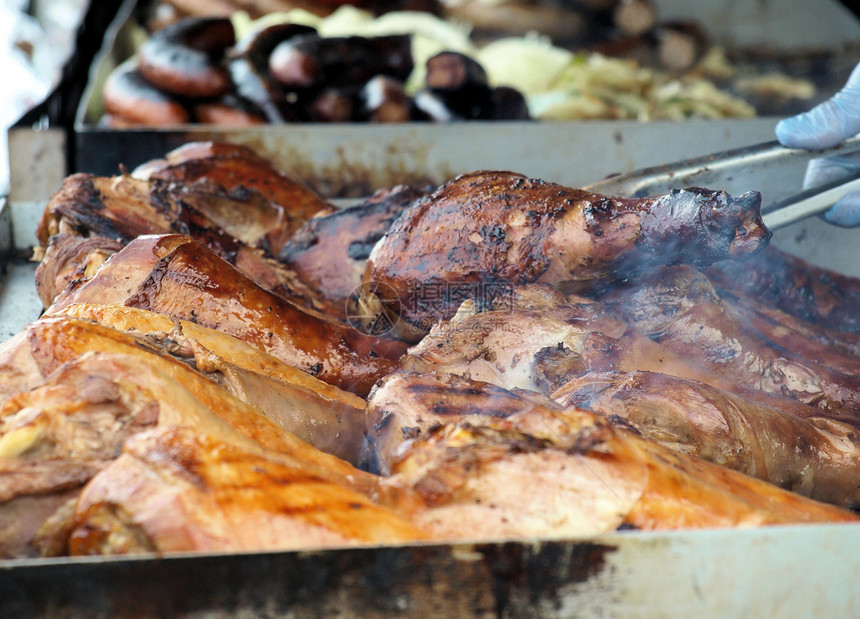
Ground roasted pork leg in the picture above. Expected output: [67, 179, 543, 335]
[0, 311, 417, 557]
[131, 140, 335, 243]
[66, 426, 425, 556]
[552, 370, 860, 508]
[403, 284, 842, 422]
[0, 315, 369, 466]
[35, 234, 125, 309]
[706, 245, 860, 334]
[0, 354, 160, 558]
[278, 184, 430, 320]
[56, 303, 369, 463]
[34, 175, 306, 308]
[46, 234, 407, 397]
[602, 265, 860, 416]
[0, 346, 373, 558]
[364, 171, 770, 338]
[366, 372, 857, 539]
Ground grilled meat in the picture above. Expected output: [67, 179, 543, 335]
[46, 235, 407, 397]
[278, 184, 430, 319]
[553, 370, 860, 508]
[132, 140, 334, 239]
[0, 314, 367, 463]
[57, 303, 369, 464]
[403, 284, 836, 422]
[723, 292, 860, 364]
[367, 372, 857, 538]
[65, 426, 425, 556]
[0, 312, 417, 557]
[35, 234, 124, 308]
[602, 265, 860, 416]
[17, 143, 860, 558]
[365, 171, 770, 339]
[0, 354, 160, 558]
[706, 245, 860, 334]
[35, 174, 308, 307]
[0, 347, 371, 558]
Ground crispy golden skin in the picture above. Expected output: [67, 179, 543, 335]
[46, 235, 407, 397]
[67, 426, 425, 556]
[367, 372, 858, 539]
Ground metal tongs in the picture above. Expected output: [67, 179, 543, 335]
[584, 134, 860, 230]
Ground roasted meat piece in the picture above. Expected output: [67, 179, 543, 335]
[46, 235, 407, 397]
[602, 265, 860, 416]
[132, 140, 334, 242]
[706, 245, 860, 334]
[0, 354, 160, 558]
[366, 372, 857, 538]
[364, 171, 770, 338]
[57, 303, 369, 463]
[34, 174, 306, 307]
[278, 184, 430, 320]
[0, 313, 416, 557]
[553, 370, 860, 508]
[404, 284, 843, 421]
[722, 291, 860, 365]
[66, 426, 425, 556]
[35, 234, 124, 308]
[0, 314, 367, 464]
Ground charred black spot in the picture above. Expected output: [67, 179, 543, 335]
[401, 426, 421, 440]
[479, 224, 508, 245]
[347, 240, 379, 260]
[373, 410, 393, 433]
[126, 256, 171, 310]
[479, 541, 617, 613]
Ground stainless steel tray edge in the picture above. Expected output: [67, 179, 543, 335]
[2, 524, 859, 618]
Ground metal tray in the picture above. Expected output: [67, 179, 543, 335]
[3, 524, 860, 617]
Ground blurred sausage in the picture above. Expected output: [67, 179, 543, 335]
[102, 61, 190, 126]
[138, 17, 235, 98]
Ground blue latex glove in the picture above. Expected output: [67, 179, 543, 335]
[775, 61, 860, 227]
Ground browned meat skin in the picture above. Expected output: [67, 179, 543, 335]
[366, 370, 556, 475]
[132, 141, 333, 248]
[719, 286, 860, 360]
[365, 171, 770, 337]
[36, 174, 303, 303]
[603, 266, 860, 417]
[403, 286, 841, 422]
[40, 172, 292, 254]
[58, 303, 370, 464]
[46, 235, 407, 397]
[706, 245, 860, 333]
[66, 426, 426, 556]
[278, 184, 429, 319]
[0, 315, 418, 557]
[37, 174, 174, 248]
[35, 234, 123, 308]
[368, 372, 857, 538]
[722, 292, 860, 372]
[552, 370, 860, 508]
[0, 315, 370, 466]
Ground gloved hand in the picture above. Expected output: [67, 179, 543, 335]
[774, 61, 860, 227]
